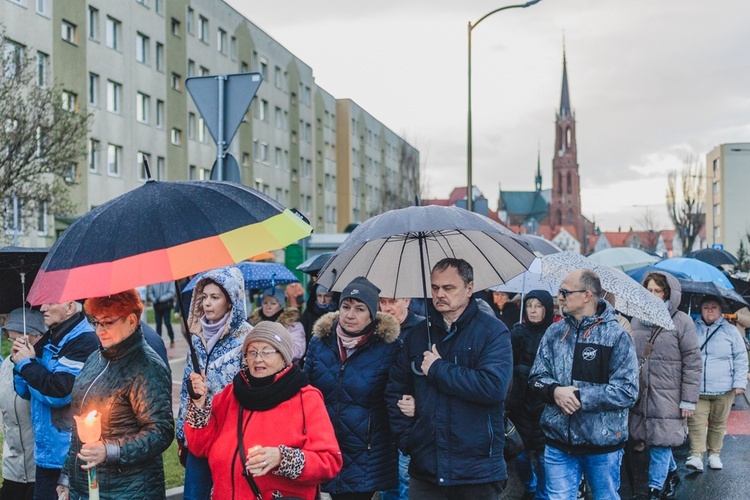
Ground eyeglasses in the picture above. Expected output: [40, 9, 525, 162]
[558, 289, 587, 299]
[88, 315, 125, 330]
[246, 349, 279, 360]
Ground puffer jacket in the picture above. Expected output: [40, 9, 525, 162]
[13, 313, 99, 469]
[507, 290, 555, 450]
[0, 357, 35, 483]
[385, 299, 512, 486]
[60, 328, 174, 499]
[530, 300, 638, 454]
[629, 272, 701, 447]
[177, 266, 252, 443]
[694, 314, 748, 394]
[305, 311, 401, 494]
[249, 307, 307, 362]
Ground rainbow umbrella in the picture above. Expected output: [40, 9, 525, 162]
[28, 179, 311, 305]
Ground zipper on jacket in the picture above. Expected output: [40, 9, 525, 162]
[487, 415, 494, 457]
[366, 414, 372, 450]
[13, 395, 28, 482]
[567, 324, 583, 446]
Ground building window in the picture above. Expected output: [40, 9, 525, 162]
[713, 203, 720, 217]
[157, 156, 165, 180]
[259, 58, 268, 79]
[199, 66, 209, 76]
[260, 143, 268, 162]
[107, 144, 121, 176]
[230, 36, 237, 60]
[61, 91, 77, 112]
[189, 165, 196, 180]
[137, 152, 151, 181]
[275, 148, 282, 168]
[136, 92, 150, 123]
[274, 107, 282, 129]
[136, 33, 149, 64]
[105, 17, 121, 50]
[198, 16, 208, 43]
[241, 61, 249, 73]
[88, 73, 98, 105]
[155, 0, 163, 15]
[171, 73, 182, 91]
[88, 139, 100, 172]
[156, 100, 164, 128]
[274, 66, 282, 88]
[713, 180, 720, 193]
[36, 0, 48, 15]
[171, 18, 181, 37]
[187, 59, 195, 77]
[62, 20, 77, 44]
[186, 7, 194, 34]
[714, 226, 721, 240]
[87, 7, 98, 39]
[171, 128, 182, 145]
[36, 51, 48, 88]
[217, 28, 227, 54]
[153, 43, 164, 72]
[259, 99, 268, 122]
[188, 113, 196, 139]
[106, 80, 121, 113]
[36, 200, 47, 235]
[198, 118, 207, 143]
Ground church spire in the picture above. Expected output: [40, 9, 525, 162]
[535, 144, 542, 192]
[559, 47, 571, 117]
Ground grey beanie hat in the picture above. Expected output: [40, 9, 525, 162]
[3, 308, 46, 336]
[262, 287, 287, 308]
[242, 321, 294, 365]
[339, 276, 380, 320]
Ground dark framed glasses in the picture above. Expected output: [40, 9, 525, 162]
[558, 288, 587, 299]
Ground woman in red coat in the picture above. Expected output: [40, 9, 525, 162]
[185, 321, 342, 500]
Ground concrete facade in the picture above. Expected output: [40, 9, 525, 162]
[705, 143, 750, 257]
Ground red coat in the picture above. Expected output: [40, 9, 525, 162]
[185, 383, 342, 500]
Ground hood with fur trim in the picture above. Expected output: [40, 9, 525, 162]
[188, 266, 247, 340]
[312, 311, 401, 344]
[248, 306, 301, 328]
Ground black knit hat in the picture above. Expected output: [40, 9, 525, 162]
[339, 276, 380, 319]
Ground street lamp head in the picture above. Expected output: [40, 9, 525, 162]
[524, 0, 543, 6]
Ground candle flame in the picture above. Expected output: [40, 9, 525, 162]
[85, 410, 97, 422]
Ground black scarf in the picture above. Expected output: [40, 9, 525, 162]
[259, 308, 283, 323]
[233, 364, 308, 411]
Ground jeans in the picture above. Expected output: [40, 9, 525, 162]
[381, 450, 410, 500]
[408, 476, 504, 500]
[544, 445, 623, 500]
[154, 304, 175, 341]
[33, 466, 60, 500]
[688, 391, 735, 456]
[648, 446, 676, 490]
[183, 451, 213, 500]
[515, 448, 548, 499]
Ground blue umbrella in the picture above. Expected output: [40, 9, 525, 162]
[183, 262, 298, 294]
[625, 265, 690, 284]
[655, 258, 734, 290]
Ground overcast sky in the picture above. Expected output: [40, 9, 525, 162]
[228, 0, 750, 231]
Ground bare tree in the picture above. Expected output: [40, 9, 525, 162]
[666, 156, 705, 255]
[635, 207, 661, 252]
[1, 29, 90, 242]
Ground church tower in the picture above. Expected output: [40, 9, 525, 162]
[550, 49, 583, 242]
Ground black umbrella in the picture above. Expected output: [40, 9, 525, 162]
[687, 248, 739, 267]
[0, 246, 48, 314]
[677, 279, 749, 313]
[296, 252, 333, 276]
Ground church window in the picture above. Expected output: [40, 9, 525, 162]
[567, 209, 573, 225]
[556, 210, 562, 226]
[558, 172, 563, 194]
[567, 172, 572, 194]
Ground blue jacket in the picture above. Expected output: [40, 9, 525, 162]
[14, 313, 99, 469]
[306, 311, 401, 494]
[694, 315, 748, 394]
[385, 298, 512, 486]
[529, 300, 638, 454]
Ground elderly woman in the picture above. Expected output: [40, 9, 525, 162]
[306, 276, 401, 500]
[629, 272, 701, 499]
[56, 290, 174, 499]
[185, 321, 342, 499]
[0, 308, 46, 500]
[177, 266, 252, 500]
[686, 295, 748, 472]
[250, 287, 306, 363]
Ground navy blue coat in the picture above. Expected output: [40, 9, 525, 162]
[305, 311, 402, 494]
[386, 298, 512, 486]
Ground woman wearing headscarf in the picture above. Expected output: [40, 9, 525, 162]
[249, 287, 306, 363]
[629, 271, 701, 500]
[177, 266, 252, 500]
[507, 290, 554, 500]
[56, 290, 174, 499]
[686, 295, 748, 473]
[306, 276, 401, 500]
[184, 321, 342, 499]
[0, 308, 46, 500]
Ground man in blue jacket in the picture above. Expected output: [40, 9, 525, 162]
[386, 258, 512, 499]
[11, 300, 99, 500]
[529, 269, 638, 499]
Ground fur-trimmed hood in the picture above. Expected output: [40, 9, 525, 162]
[248, 306, 301, 328]
[187, 266, 248, 341]
[312, 311, 400, 344]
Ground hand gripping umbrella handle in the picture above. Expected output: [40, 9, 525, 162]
[175, 280, 202, 400]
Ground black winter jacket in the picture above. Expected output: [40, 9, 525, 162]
[507, 290, 554, 450]
[386, 299, 512, 486]
[61, 328, 174, 499]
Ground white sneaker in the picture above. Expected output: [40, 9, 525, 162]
[686, 455, 704, 472]
[708, 454, 723, 470]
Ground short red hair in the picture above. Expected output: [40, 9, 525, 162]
[84, 289, 144, 320]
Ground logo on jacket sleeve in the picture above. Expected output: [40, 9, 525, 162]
[582, 346, 597, 361]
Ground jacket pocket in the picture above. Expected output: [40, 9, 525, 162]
[487, 415, 495, 457]
[572, 342, 613, 384]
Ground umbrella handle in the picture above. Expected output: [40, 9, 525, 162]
[174, 280, 202, 399]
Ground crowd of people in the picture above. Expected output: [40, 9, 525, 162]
[1, 255, 748, 500]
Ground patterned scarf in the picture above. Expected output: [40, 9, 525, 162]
[336, 319, 378, 362]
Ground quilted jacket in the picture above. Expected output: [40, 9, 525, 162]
[305, 311, 401, 494]
[60, 328, 174, 499]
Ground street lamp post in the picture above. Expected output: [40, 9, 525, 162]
[467, 0, 542, 213]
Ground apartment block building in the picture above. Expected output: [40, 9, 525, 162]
[705, 143, 750, 257]
[1, 0, 419, 245]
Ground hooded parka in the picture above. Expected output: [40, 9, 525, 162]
[0, 357, 35, 484]
[629, 271, 702, 447]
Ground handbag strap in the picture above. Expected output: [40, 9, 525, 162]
[639, 327, 663, 372]
[237, 408, 263, 500]
[700, 325, 721, 352]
